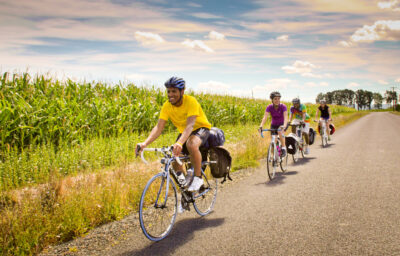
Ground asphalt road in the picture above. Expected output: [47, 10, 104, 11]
[42, 112, 400, 256]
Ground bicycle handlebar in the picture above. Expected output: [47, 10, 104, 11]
[140, 147, 183, 165]
[260, 128, 285, 138]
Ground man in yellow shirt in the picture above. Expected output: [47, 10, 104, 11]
[136, 77, 211, 192]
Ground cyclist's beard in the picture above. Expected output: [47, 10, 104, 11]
[171, 91, 183, 106]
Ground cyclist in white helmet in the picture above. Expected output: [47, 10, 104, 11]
[289, 98, 311, 154]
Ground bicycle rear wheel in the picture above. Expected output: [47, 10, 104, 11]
[267, 143, 277, 180]
[280, 152, 288, 172]
[139, 173, 177, 241]
[193, 165, 217, 216]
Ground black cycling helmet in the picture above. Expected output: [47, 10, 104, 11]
[164, 76, 185, 90]
[270, 91, 281, 100]
[292, 98, 300, 104]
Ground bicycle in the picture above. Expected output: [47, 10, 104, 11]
[260, 128, 288, 180]
[288, 121, 306, 163]
[137, 146, 217, 241]
[315, 119, 329, 147]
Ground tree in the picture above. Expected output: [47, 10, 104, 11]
[373, 92, 383, 109]
[365, 91, 373, 110]
[385, 90, 398, 111]
[355, 89, 368, 110]
[342, 89, 355, 106]
[315, 92, 325, 103]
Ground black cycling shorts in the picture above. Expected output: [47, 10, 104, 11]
[270, 124, 283, 135]
[176, 127, 210, 155]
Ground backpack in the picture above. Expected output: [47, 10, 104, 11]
[209, 147, 232, 183]
[308, 128, 316, 145]
[205, 127, 225, 148]
[285, 134, 299, 155]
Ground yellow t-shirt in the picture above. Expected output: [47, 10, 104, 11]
[159, 95, 211, 133]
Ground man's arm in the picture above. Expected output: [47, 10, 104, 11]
[173, 116, 196, 156]
[136, 119, 166, 155]
[315, 108, 319, 120]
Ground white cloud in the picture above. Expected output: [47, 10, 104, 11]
[134, 31, 165, 44]
[282, 60, 317, 74]
[305, 82, 329, 87]
[347, 82, 359, 88]
[125, 73, 150, 81]
[276, 35, 289, 41]
[198, 80, 230, 90]
[253, 78, 293, 91]
[182, 39, 214, 53]
[350, 20, 400, 43]
[378, 0, 400, 11]
[208, 31, 225, 41]
[396, 78, 400, 82]
[378, 80, 389, 85]
[191, 13, 222, 19]
[338, 40, 353, 47]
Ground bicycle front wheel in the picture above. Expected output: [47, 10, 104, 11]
[139, 173, 178, 241]
[267, 143, 277, 180]
[280, 152, 288, 172]
[193, 165, 218, 216]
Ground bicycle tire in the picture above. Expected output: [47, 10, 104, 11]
[193, 165, 217, 216]
[267, 143, 277, 180]
[139, 173, 177, 241]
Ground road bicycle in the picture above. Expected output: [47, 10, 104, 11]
[137, 146, 217, 241]
[288, 122, 306, 163]
[260, 128, 288, 180]
[315, 119, 329, 147]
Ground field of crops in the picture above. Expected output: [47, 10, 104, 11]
[0, 72, 357, 191]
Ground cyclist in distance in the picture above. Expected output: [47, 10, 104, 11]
[259, 91, 288, 157]
[136, 77, 211, 192]
[289, 98, 311, 154]
[315, 99, 332, 141]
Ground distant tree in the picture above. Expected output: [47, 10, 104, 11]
[365, 91, 373, 110]
[385, 90, 398, 111]
[342, 89, 355, 106]
[325, 91, 334, 104]
[316, 92, 325, 103]
[332, 90, 345, 105]
[355, 89, 368, 110]
[373, 92, 383, 109]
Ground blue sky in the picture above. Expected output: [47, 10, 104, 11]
[1, 0, 400, 102]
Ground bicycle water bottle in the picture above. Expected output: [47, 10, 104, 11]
[176, 172, 187, 186]
[185, 168, 194, 185]
[277, 145, 281, 156]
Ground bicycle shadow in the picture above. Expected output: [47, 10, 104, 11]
[255, 171, 298, 187]
[121, 217, 225, 256]
[290, 157, 317, 166]
[317, 143, 335, 149]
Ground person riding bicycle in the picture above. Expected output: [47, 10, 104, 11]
[289, 98, 311, 154]
[315, 99, 332, 141]
[259, 91, 288, 157]
[136, 76, 211, 192]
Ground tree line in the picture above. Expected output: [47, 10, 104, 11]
[316, 89, 398, 110]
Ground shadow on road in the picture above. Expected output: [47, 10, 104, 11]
[255, 171, 298, 187]
[316, 143, 336, 149]
[290, 157, 316, 166]
[121, 217, 225, 256]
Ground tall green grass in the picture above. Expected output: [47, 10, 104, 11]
[0, 72, 357, 191]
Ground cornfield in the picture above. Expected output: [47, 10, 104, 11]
[0, 72, 356, 190]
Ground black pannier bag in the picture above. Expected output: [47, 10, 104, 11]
[308, 128, 316, 145]
[285, 134, 298, 155]
[205, 127, 225, 148]
[209, 147, 232, 183]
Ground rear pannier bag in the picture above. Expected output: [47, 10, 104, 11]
[209, 147, 232, 183]
[285, 134, 298, 155]
[206, 127, 225, 148]
[308, 128, 316, 145]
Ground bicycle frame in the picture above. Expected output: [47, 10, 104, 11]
[140, 147, 214, 205]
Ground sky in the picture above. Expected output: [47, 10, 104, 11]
[1, 0, 400, 103]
